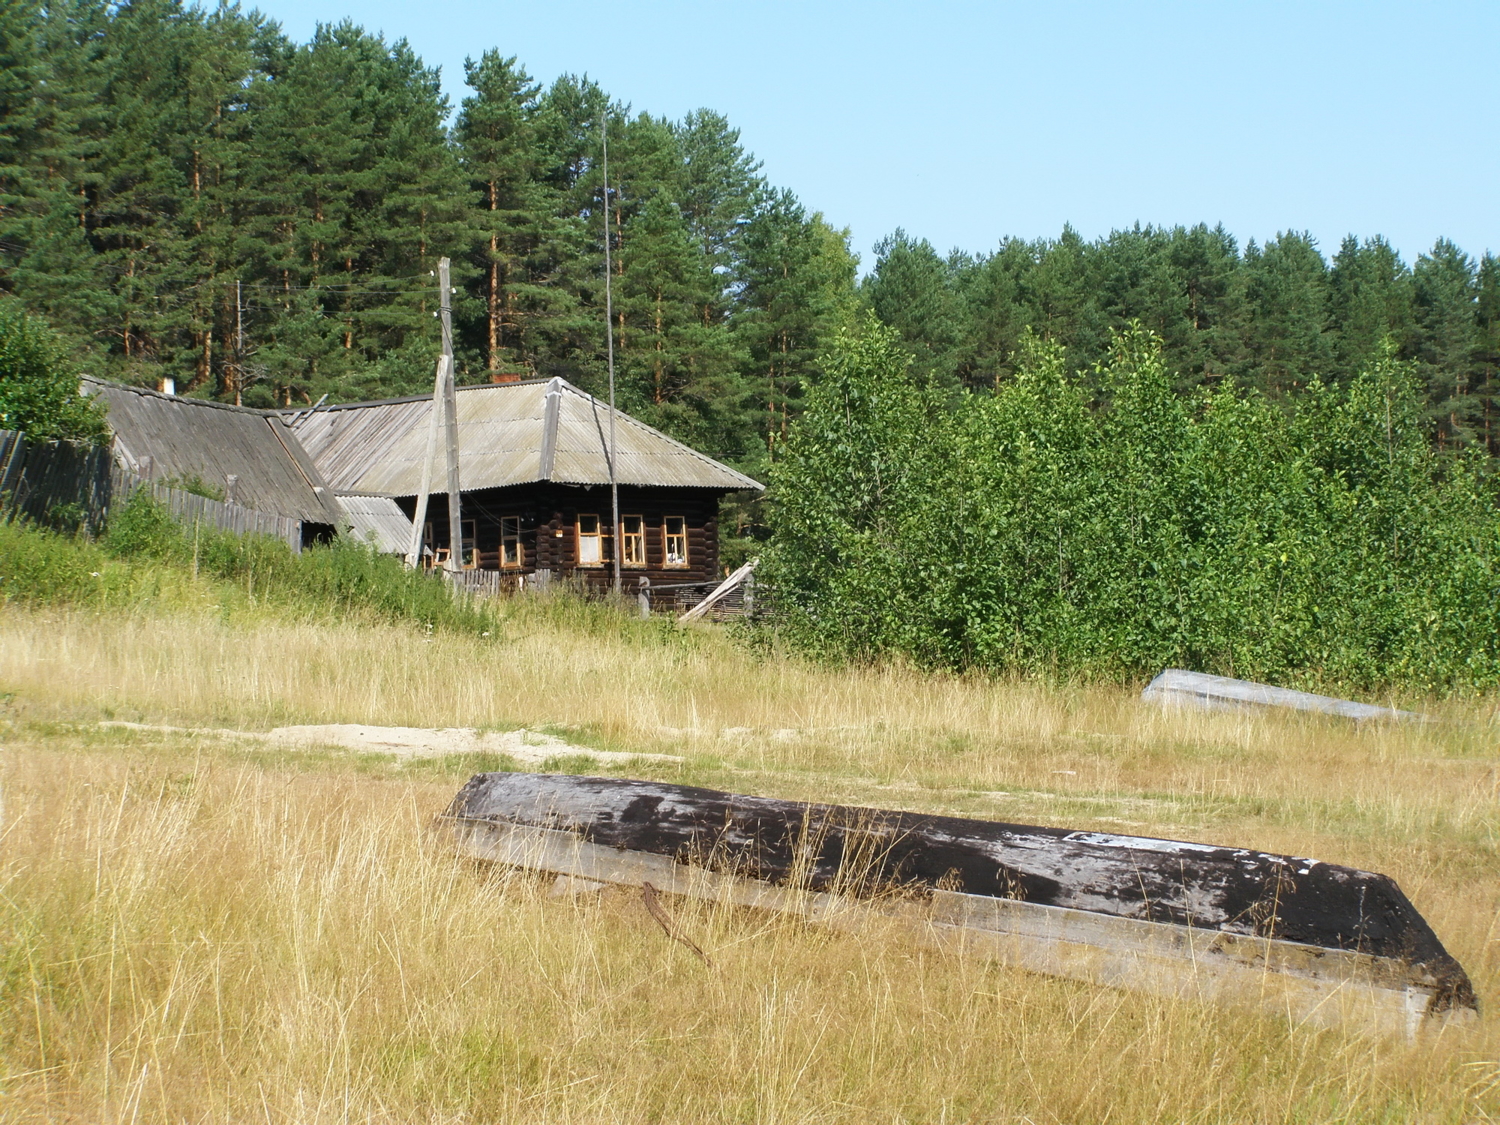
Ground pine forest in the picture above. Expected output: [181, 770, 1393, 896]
[3, 0, 1499, 484]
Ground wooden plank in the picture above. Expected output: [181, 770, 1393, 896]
[677, 558, 757, 624]
[438, 257, 463, 574]
[441, 773, 1476, 1034]
[1143, 669, 1422, 722]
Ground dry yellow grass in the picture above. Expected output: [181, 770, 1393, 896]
[1, 600, 1498, 1122]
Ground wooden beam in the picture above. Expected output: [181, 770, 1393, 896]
[439, 256, 462, 573]
[405, 356, 445, 568]
[677, 558, 757, 624]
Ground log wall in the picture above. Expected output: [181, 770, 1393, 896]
[404, 483, 725, 588]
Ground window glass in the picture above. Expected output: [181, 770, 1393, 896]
[664, 516, 687, 567]
[461, 520, 478, 568]
[577, 514, 603, 565]
[621, 515, 645, 567]
[500, 516, 522, 568]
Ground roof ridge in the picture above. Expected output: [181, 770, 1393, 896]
[82, 376, 285, 418]
[538, 376, 562, 480]
[284, 377, 554, 413]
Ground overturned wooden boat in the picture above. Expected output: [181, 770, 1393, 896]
[1142, 668, 1423, 722]
[442, 773, 1477, 1037]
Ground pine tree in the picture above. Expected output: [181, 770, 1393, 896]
[1020, 225, 1108, 375]
[863, 229, 966, 388]
[737, 189, 856, 461]
[455, 51, 544, 379]
[1242, 232, 1333, 395]
[672, 109, 762, 273]
[613, 189, 747, 454]
[511, 73, 607, 384]
[0, 0, 49, 265]
[1327, 235, 1413, 383]
[0, 0, 112, 360]
[1474, 254, 1500, 452]
[1162, 224, 1246, 385]
[957, 237, 1041, 387]
[1412, 239, 1480, 447]
[243, 21, 467, 402]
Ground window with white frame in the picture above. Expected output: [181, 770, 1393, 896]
[576, 514, 605, 566]
[663, 516, 687, 567]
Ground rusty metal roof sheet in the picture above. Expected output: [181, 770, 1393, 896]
[85, 380, 343, 525]
[291, 378, 762, 497]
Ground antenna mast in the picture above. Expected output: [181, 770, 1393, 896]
[602, 113, 621, 597]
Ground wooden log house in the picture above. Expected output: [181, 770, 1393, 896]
[290, 377, 762, 590]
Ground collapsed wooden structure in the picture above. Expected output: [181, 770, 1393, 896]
[443, 773, 1477, 1037]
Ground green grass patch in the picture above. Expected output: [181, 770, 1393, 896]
[0, 491, 497, 634]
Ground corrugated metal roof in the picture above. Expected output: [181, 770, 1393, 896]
[335, 495, 413, 554]
[291, 377, 762, 497]
[85, 380, 344, 525]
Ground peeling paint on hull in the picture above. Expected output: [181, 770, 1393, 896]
[442, 773, 1477, 1034]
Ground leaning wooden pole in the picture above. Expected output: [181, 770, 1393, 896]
[438, 257, 463, 572]
[405, 355, 446, 568]
[443, 773, 1478, 1038]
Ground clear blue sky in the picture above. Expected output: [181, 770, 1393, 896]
[246, 0, 1497, 271]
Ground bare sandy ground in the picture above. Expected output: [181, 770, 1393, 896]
[96, 721, 680, 766]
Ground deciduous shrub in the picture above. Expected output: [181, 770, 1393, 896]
[763, 319, 1500, 694]
[0, 302, 107, 442]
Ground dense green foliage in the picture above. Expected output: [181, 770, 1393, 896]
[0, 298, 105, 440]
[865, 228, 1500, 453]
[0, 490, 497, 632]
[765, 320, 1500, 694]
[0, 2, 856, 477]
[9, 3, 1492, 481]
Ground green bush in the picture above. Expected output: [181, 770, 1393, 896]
[102, 489, 186, 559]
[0, 301, 107, 442]
[1, 491, 496, 635]
[764, 319, 1500, 695]
[0, 519, 112, 605]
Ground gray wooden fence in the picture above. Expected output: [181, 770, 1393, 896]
[0, 428, 114, 534]
[0, 429, 303, 551]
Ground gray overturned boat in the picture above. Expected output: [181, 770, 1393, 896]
[443, 773, 1476, 1036]
[1142, 668, 1422, 722]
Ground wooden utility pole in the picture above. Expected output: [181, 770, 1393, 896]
[439, 257, 463, 572]
[234, 279, 244, 406]
[405, 353, 445, 568]
[406, 257, 461, 570]
[602, 117, 621, 596]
